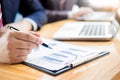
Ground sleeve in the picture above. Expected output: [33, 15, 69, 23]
[40, 0, 69, 23]
[46, 10, 69, 23]
[76, 0, 91, 7]
[19, 0, 47, 30]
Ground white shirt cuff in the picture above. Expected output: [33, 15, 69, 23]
[23, 18, 38, 31]
[67, 5, 80, 19]
[67, 11, 73, 18]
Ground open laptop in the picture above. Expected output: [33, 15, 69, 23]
[53, 19, 119, 40]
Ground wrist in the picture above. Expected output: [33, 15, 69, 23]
[17, 20, 33, 31]
[23, 18, 37, 31]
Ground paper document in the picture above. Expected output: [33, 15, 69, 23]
[24, 39, 109, 75]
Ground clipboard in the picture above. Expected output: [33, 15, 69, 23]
[24, 39, 109, 75]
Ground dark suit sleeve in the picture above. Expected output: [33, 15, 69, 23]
[76, 0, 91, 7]
[19, 0, 47, 30]
[46, 10, 68, 23]
[40, 0, 68, 23]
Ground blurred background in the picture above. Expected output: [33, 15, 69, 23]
[88, 0, 120, 22]
[88, 0, 119, 11]
[16, 0, 120, 23]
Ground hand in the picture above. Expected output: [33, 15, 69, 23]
[70, 7, 94, 19]
[0, 27, 41, 64]
[4, 20, 33, 32]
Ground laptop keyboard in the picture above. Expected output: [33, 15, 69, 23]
[79, 23, 107, 36]
[53, 21, 119, 40]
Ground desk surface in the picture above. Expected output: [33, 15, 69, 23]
[1, 20, 120, 80]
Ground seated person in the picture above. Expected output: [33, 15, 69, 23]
[0, 0, 47, 64]
[39, 0, 93, 23]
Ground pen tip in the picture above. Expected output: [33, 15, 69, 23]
[49, 47, 53, 49]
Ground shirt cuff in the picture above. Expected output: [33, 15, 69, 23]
[23, 18, 38, 31]
[67, 5, 80, 19]
[67, 11, 73, 18]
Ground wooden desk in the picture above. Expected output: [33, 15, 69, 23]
[1, 20, 120, 80]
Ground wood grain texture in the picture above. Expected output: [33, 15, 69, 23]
[0, 19, 120, 80]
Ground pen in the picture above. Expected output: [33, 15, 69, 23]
[8, 26, 52, 49]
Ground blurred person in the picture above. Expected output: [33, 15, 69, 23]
[0, 0, 47, 64]
[39, 0, 93, 23]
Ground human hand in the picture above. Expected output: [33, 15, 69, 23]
[69, 7, 94, 19]
[0, 27, 41, 64]
[4, 20, 33, 32]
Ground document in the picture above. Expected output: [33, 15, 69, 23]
[24, 39, 109, 75]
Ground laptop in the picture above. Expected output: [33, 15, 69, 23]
[53, 19, 119, 40]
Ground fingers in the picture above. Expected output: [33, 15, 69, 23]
[7, 56, 27, 64]
[0, 28, 41, 64]
[71, 7, 93, 19]
[12, 31, 41, 45]
[30, 31, 41, 37]
[9, 48, 32, 58]
[8, 37, 38, 49]
[7, 49, 31, 64]
[79, 7, 94, 14]
[0, 52, 28, 64]
[6, 45, 32, 64]
[5, 31, 41, 64]
[4, 45, 32, 64]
